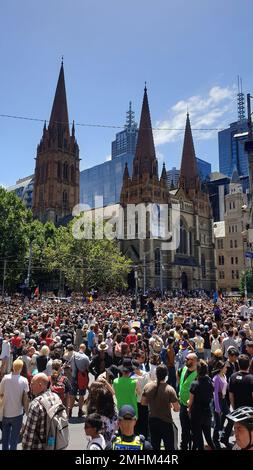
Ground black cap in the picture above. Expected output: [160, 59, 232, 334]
[118, 405, 136, 420]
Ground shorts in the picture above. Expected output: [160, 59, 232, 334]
[70, 377, 87, 396]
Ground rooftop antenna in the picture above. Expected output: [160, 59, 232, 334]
[237, 75, 245, 122]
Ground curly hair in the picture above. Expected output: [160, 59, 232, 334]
[86, 381, 116, 419]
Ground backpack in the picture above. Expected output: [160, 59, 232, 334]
[39, 393, 69, 450]
[50, 376, 65, 403]
[211, 336, 220, 353]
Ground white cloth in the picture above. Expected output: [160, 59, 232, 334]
[0, 373, 29, 418]
[0, 340, 11, 359]
[86, 434, 106, 450]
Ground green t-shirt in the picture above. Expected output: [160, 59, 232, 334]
[113, 376, 138, 417]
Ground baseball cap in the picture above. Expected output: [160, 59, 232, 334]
[118, 405, 136, 420]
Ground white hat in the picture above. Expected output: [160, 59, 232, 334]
[106, 331, 112, 338]
[14, 330, 20, 335]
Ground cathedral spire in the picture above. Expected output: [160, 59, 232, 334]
[123, 162, 130, 181]
[132, 86, 158, 178]
[179, 113, 200, 193]
[49, 61, 69, 135]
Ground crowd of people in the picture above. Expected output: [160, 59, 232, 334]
[0, 292, 253, 451]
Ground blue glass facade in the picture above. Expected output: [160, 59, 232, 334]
[8, 176, 34, 209]
[80, 103, 138, 209]
[218, 120, 251, 177]
[80, 153, 134, 209]
[196, 157, 211, 181]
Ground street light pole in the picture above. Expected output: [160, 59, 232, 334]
[26, 243, 32, 288]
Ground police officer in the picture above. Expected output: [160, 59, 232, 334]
[109, 405, 152, 450]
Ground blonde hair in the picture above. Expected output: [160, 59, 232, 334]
[13, 359, 24, 373]
[40, 345, 50, 356]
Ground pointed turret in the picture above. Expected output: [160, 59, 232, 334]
[72, 120, 75, 138]
[48, 61, 70, 136]
[161, 162, 167, 180]
[179, 113, 200, 193]
[132, 86, 158, 179]
[123, 162, 130, 181]
[231, 166, 240, 183]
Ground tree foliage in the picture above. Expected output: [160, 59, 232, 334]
[0, 188, 131, 293]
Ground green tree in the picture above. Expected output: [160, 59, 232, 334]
[240, 270, 253, 296]
[46, 218, 131, 292]
[0, 188, 32, 291]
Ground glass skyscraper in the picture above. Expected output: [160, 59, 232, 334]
[80, 103, 138, 209]
[218, 119, 250, 177]
[196, 157, 211, 181]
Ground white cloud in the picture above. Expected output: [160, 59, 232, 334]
[105, 154, 112, 161]
[154, 85, 236, 146]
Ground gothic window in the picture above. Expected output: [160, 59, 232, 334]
[63, 190, 68, 209]
[155, 248, 160, 276]
[63, 163, 69, 181]
[71, 165, 75, 184]
[189, 231, 193, 255]
[177, 220, 187, 254]
[57, 162, 62, 180]
[201, 254, 206, 278]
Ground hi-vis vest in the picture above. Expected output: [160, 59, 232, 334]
[112, 435, 144, 450]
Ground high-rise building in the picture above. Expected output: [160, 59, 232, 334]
[167, 159, 211, 190]
[196, 157, 211, 181]
[7, 175, 34, 209]
[218, 82, 252, 177]
[32, 62, 80, 224]
[111, 102, 138, 159]
[166, 167, 180, 188]
[80, 103, 138, 209]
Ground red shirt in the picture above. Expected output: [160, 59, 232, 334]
[11, 336, 22, 348]
[125, 334, 138, 345]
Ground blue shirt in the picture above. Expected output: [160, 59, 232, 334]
[87, 330, 95, 349]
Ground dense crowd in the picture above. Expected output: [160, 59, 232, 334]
[0, 293, 253, 451]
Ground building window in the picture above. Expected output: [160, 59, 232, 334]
[57, 162, 62, 179]
[230, 240, 233, 248]
[177, 220, 188, 254]
[63, 191, 68, 209]
[201, 254, 206, 278]
[217, 239, 223, 249]
[236, 270, 239, 279]
[234, 240, 237, 248]
[219, 271, 225, 279]
[231, 257, 234, 264]
[232, 270, 234, 279]
[219, 256, 224, 265]
[155, 248, 160, 276]
[235, 257, 238, 264]
[71, 165, 75, 184]
[63, 163, 69, 181]
[233, 202, 235, 209]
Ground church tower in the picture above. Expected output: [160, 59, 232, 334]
[33, 61, 80, 224]
[120, 87, 170, 290]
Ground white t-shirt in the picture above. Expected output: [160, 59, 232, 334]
[86, 434, 106, 450]
[0, 340, 11, 359]
[0, 373, 29, 418]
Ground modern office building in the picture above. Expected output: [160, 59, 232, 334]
[80, 103, 138, 209]
[196, 157, 211, 181]
[218, 85, 252, 178]
[166, 167, 180, 188]
[167, 158, 211, 190]
[111, 102, 138, 159]
[7, 175, 34, 209]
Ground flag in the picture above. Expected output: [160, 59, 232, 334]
[34, 287, 39, 297]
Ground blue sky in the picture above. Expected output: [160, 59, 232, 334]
[0, 0, 252, 186]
